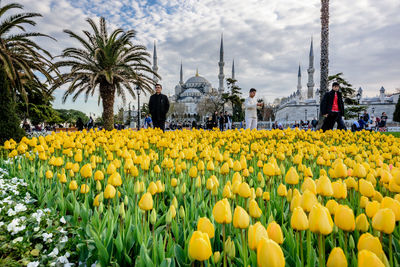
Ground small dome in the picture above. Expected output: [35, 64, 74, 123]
[181, 88, 202, 97]
[185, 75, 211, 87]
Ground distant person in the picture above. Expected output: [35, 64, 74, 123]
[191, 120, 197, 129]
[320, 82, 346, 131]
[76, 117, 84, 131]
[244, 88, 263, 130]
[87, 116, 94, 129]
[212, 111, 218, 128]
[379, 112, 388, 127]
[311, 117, 318, 130]
[362, 110, 370, 124]
[219, 111, 225, 131]
[144, 114, 153, 129]
[149, 84, 170, 132]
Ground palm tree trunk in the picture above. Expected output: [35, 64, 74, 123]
[100, 83, 115, 131]
[317, 0, 330, 129]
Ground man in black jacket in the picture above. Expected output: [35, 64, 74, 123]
[320, 82, 346, 131]
[149, 84, 170, 131]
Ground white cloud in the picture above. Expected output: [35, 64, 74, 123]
[16, 0, 400, 116]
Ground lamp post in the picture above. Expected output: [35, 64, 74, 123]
[136, 85, 141, 131]
[356, 92, 361, 119]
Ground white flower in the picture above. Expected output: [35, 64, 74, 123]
[7, 208, 16, 216]
[0, 222, 4, 227]
[42, 233, 53, 242]
[57, 255, 69, 264]
[48, 247, 59, 257]
[59, 228, 68, 234]
[60, 236, 68, 243]
[7, 218, 26, 235]
[44, 208, 51, 213]
[34, 227, 40, 232]
[27, 262, 39, 267]
[65, 252, 70, 258]
[60, 216, 66, 224]
[12, 237, 23, 243]
[14, 203, 27, 213]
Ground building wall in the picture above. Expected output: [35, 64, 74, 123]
[275, 105, 319, 122]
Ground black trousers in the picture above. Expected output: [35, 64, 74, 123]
[321, 112, 347, 132]
[153, 120, 165, 132]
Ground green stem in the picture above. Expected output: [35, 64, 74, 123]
[223, 224, 227, 267]
[281, 197, 284, 225]
[319, 234, 325, 267]
[242, 230, 247, 267]
[344, 231, 348, 259]
[300, 231, 304, 267]
[389, 233, 393, 267]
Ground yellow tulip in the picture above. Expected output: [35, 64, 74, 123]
[104, 184, 116, 199]
[263, 162, 276, 176]
[357, 233, 383, 257]
[334, 205, 355, 232]
[69, 180, 78, 191]
[333, 162, 348, 178]
[332, 181, 347, 199]
[301, 189, 318, 213]
[316, 175, 333, 197]
[197, 217, 215, 238]
[285, 167, 299, 185]
[263, 192, 270, 201]
[248, 222, 268, 250]
[233, 206, 250, 229]
[188, 231, 212, 261]
[239, 182, 251, 198]
[257, 238, 285, 267]
[372, 208, 395, 234]
[220, 162, 230, 174]
[94, 170, 104, 181]
[171, 178, 178, 187]
[301, 177, 317, 194]
[45, 170, 53, 179]
[358, 250, 384, 267]
[59, 174, 67, 184]
[309, 204, 333, 235]
[93, 193, 102, 207]
[326, 247, 347, 267]
[365, 201, 380, 218]
[277, 184, 287, 197]
[355, 214, 369, 232]
[249, 199, 262, 218]
[80, 184, 90, 194]
[189, 166, 198, 178]
[291, 207, 309, 231]
[108, 172, 122, 187]
[267, 221, 284, 244]
[106, 163, 116, 175]
[80, 164, 92, 178]
[212, 198, 232, 224]
[380, 197, 400, 221]
[139, 192, 153, 211]
[359, 179, 375, 198]
[148, 181, 158, 195]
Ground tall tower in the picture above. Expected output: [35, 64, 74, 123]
[218, 34, 225, 93]
[307, 37, 315, 99]
[152, 41, 158, 83]
[297, 64, 302, 93]
[179, 61, 183, 85]
[232, 59, 235, 80]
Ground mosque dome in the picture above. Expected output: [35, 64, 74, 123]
[184, 72, 212, 88]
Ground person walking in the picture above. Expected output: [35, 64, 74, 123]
[320, 82, 346, 131]
[244, 88, 263, 130]
[218, 111, 225, 131]
[149, 84, 170, 132]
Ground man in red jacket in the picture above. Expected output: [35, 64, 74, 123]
[320, 82, 346, 131]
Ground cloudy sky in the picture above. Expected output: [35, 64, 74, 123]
[17, 0, 400, 116]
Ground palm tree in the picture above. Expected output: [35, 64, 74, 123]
[0, 2, 55, 100]
[0, 2, 55, 142]
[52, 17, 159, 130]
[317, 0, 330, 128]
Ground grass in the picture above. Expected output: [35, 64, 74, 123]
[381, 132, 400, 138]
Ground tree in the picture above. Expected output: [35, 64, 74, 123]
[16, 82, 61, 125]
[317, 0, 330, 129]
[197, 90, 222, 119]
[329, 72, 365, 119]
[225, 78, 244, 122]
[52, 17, 159, 130]
[55, 109, 88, 124]
[393, 96, 400, 123]
[0, 2, 55, 141]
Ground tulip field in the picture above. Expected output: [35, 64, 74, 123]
[1, 128, 400, 266]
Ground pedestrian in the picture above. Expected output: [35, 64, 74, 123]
[212, 111, 218, 128]
[311, 117, 318, 130]
[76, 117, 84, 131]
[320, 82, 346, 131]
[149, 84, 170, 132]
[87, 116, 94, 129]
[379, 112, 388, 128]
[219, 111, 225, 131]
[144, 114, 153, 129]
[244, 88, 263, 130]
[362, 110, 370, 124]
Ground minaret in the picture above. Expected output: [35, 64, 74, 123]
[152, 41, 158, 83]
[232, 59, 235, 80]
[179, 61, 183, 85]
[307, 37, 315, 99]
[218, 34, 225, 93]
[297, 64, 302, 95]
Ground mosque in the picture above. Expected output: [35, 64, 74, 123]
[151, 35, 233, 123]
